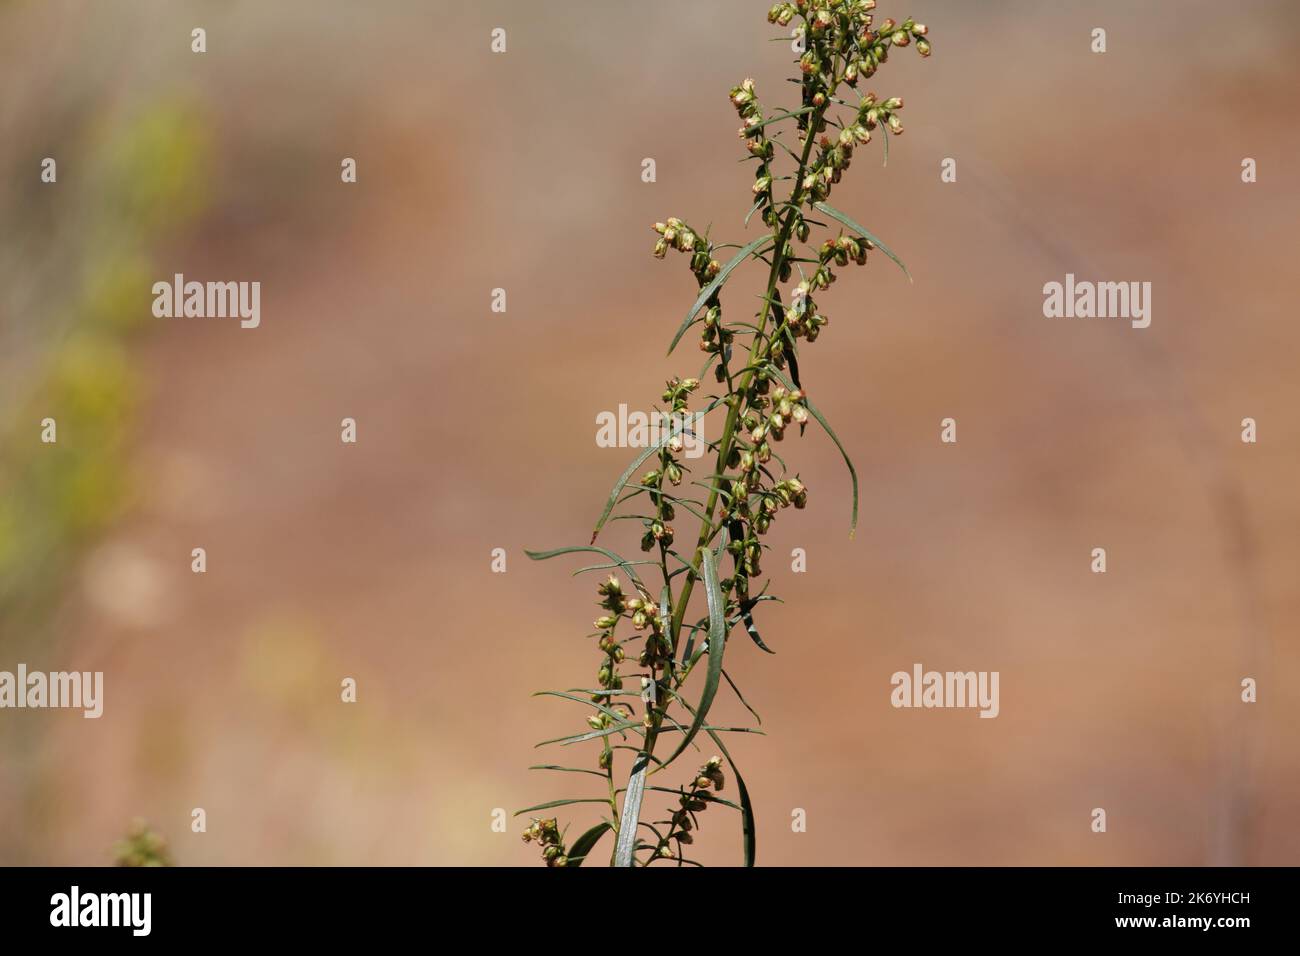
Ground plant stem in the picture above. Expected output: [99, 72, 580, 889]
[619, 95, 834, 866]
[667, 96, 831, 657]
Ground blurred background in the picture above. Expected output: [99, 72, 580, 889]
[1, 0, 1297, 866]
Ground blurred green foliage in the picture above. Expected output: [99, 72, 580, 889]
[0, 100, 210, 634]
[113, 819, 173, 867]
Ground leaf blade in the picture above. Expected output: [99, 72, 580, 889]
[613, 752, 650, 867]
[567, 821, 613, 867]
[770, 366, 859, 537]
[667, 236, 771, 355]
[812, 200, 910, 281]
[657, 544, 728, 769]
[704, 728, 756, 867]
[513, 797, 611, 816]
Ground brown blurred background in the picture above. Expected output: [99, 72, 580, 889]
[1, 0, 1297, 866]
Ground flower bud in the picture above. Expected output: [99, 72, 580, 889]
[916, 38, 931, 56]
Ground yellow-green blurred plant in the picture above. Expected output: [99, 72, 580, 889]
[0, 102, 209, 631]
[112, 819, 173, 867]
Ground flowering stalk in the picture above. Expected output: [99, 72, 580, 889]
[521, 0, 932, 867]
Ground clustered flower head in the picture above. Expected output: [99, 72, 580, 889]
[770, 2, 930, 85]
[652, 218, 721, 281]
[655, 757, 727, 856]
[521, 817, 570, 867]
[592, 572, 673, 709]
[730, 78, 779, 227]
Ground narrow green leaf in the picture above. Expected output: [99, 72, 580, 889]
[567, 821, 613, 867]
[532, 691, 635, 725]
[613, 752, 650, 867]
[667, 236, 771, 356]
[529, 764, 610, 778]
[526, 545, 649, 591]
[739, 601, 776, 654]
[811, 200, 911, 281]
[535, 719, 642, 748]
[722, 667, 762, 725]
[513, 797, 611, 816]
[704, 728, 756, 867]
[657, 544, 728, 769]
[645, 786, 742, 811]
[770, 366, 859, 537]
[572, 560, 660, 577]
[745, 105, 814, 133]
[585, 402, 720, 543]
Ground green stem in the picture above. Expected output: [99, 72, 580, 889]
[619, 37, 843, 864]
[667, 96, 831, 655]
